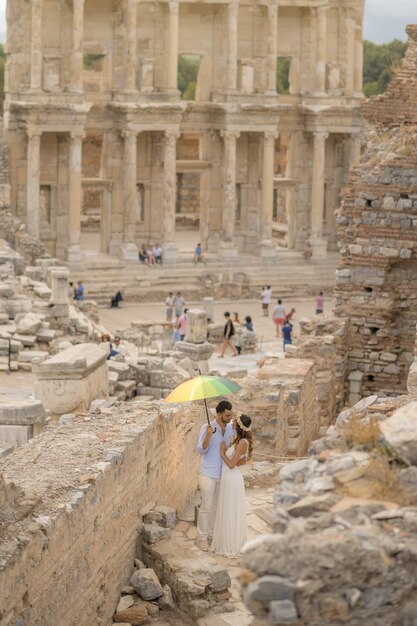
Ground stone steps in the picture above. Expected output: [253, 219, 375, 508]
[70, 253, 338, 304]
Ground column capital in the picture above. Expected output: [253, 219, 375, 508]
[264, 130, 279, 142]
[168, 0, 179, 14]
[27, 126, 42, 140]
[220, 130, 240, 141]
[313, 130, 329, 141]
[121, 129, 139, 141]
[164, 129, 180, 140]
[69, 130, 86, 141]
[267, 2, 278, 18]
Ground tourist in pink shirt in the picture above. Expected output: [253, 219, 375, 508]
[179, 308, 188, 340]
[315, 291, 324, 315]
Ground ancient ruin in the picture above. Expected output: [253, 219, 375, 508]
[5, 0, 364, 262]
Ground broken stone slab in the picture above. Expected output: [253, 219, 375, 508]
[18, 350, 48, 364]
[175, 340, 214, 362]
[159, 584, 175, 610]
[269, 599, 298, 625]
[116, 595, 135, 613]
[185, 308, 208, 344]
[0, 398, 45, 426]
[286, 493, 341, 517]
[142, 524, 172, 544]
[129, 568, 164, 601]
[108, 360, 131, 380]
[33, 343, 109, 416]
[113, 602, 148, 625]
[33, 283, 52, 299]
[15, 312, 43, 335]
[335, 395, 378, 427]
[380, 401, 417, 466]
[13, 333, 37, 347]
[36, 328, 57, 343]
[144, 506, 177, 529]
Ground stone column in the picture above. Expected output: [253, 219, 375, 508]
[227, 1, 238, 91]
[30, 0, 43, 91]
[315, 6, 327, 95]
[310, 131, 329, 256]
[220, 130, 239, 256]
[167, 1, 179, 93]
[163, 130, 179, 260]
[26, 128, 42, 239]
[67, 131, 85, 263]
[121, 130, 139, 260]
[350, 132, 362, 165]
[261, 131, 277, 256]
[125, 0, 138, 92]
[266, 2, 278, 94]
[354, 23, 363, 95]
[345, 11, 355, 95]
[49, 268, 70, 305]
[202, 296, 214, 322]
[69, 0, 85, 93]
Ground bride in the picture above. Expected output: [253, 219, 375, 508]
[211, 413, 253, 557]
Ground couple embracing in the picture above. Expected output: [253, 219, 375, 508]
[196, 400, 253, 557]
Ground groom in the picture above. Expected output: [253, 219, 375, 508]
[196, 400, 235, 551]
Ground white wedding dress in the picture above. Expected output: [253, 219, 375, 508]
[211, 443, 248, 557]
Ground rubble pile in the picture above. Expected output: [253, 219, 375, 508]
[241, 396, 417, 626]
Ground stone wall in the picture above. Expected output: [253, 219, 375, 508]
[0, 401, 201, 626]
[233, 357, 318, 458]
[335, 24, 417, 400]
[285, 316, 349, 431]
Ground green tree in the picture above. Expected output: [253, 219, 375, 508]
[178, 55, 200, 100]
[363, 39, 407, 97]
[276, 57, 290, 94]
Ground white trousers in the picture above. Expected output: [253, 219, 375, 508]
[197, 473, 220, 540]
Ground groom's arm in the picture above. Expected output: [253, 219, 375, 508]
[197, 425, 213, 454]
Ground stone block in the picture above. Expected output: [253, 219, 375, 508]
[0, 424, 32, 448]
[108, 360, 131, 380]
[129, 568, 164, 601]
[13, 333, 37, 347]
[380, 401, 417, 466]
[33, 343, 109, 416]
[185, 308, 208, 344]
[269, 600, 298, 624]
[0, 398, 45, 426]
[144, 505, 177, 529]
[16, 313, 43, 335]
[113, 602, 148, 625]
[18, 350, 48, 364]
[142, 523, 172, 544]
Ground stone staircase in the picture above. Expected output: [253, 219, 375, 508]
[70, 250, 339, 306]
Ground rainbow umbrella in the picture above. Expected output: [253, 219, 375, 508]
[165, 374, 242, 428]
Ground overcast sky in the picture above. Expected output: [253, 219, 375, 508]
[0, 0, 415, 43]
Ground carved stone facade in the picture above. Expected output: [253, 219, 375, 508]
[5, 0, 364, 262]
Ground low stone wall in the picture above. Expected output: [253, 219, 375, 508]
[0, 400, 201, 626]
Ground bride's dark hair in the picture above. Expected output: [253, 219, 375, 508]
[233, 414, 253, 461]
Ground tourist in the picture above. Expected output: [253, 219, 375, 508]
[261, 285, 272, 317]
[69, 281, 76, 299]
[112, 335, 127, 356]
[138, 244, 149, 266]
[316, 291, 324, 314]
[233, 313, 242, 355]
[303, 241, 312, 261]
[233, 312, 241, 325]
[194, 243, 205, 264]
[171, 316, 182, 344]
[101, 333, 118, 359]
[110, 290, 123, 308]
[174, 291, 186, 317]
[196, 400, 235, 551]
[219, 312, 238, 358]
[165, 292, 174, 322]
[147, 245, 156, 266]
[74, 281, 85, 301]
[243, 316, 254, 331]
[282, 319, 293, 352]
[285, 307, 296, 323]
[178, 308, 188, 341]
[153, 243, 163, 264]
[272, 299, 286, 337]
[211, 413, 253, 556]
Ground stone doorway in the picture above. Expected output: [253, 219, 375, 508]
[80, 181, 112, 255]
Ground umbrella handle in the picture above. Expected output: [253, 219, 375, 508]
[203, 397, 216, 434]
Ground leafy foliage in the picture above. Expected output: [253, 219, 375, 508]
[363, 39, 408, 97]
[178, 55, 199, 100]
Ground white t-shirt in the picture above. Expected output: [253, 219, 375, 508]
[262, 289, 272, 304]
[165, 295, 174, 308]
[273, 305, 286, 319]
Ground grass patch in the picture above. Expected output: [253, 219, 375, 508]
[342, 417, 381, 448]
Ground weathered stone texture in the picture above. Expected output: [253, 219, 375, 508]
[0, 402, 201, 626]
[335, 25, 417, 401]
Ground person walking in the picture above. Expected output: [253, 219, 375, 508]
[165, 292, 174, 322]
[178, 308, 188, 341]
[282, 319, 293, 352]
[219, 312, 238, 358]
[272, 299, 286, 337]
[196, 400, 235, 551]
[261, 286, 272, 317]
[174, 292, 186, 317]
[74, 281, 85, 301]
[211, 413, 253, 557]
[316, 291, 324, 314]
